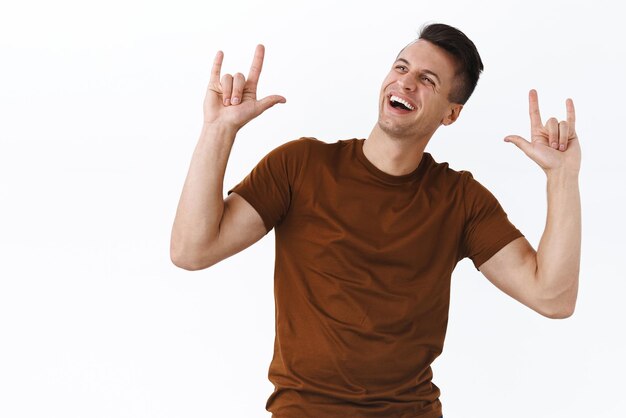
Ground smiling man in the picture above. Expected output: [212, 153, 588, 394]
[170, 23, 581, 418]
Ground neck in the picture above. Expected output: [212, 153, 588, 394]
[363, 125, 430, 176]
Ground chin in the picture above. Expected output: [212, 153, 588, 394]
[377, 118, 416, 139]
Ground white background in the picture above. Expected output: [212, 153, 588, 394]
[1, 0, 624, 417]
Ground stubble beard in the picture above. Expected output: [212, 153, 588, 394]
[377, 113, 421, 142]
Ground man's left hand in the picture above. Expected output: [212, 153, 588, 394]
[504, 89, 581, 175]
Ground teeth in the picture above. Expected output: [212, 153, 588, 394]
[390, 95, 415, 110]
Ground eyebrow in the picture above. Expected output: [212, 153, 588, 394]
[394, 58, 441, 85]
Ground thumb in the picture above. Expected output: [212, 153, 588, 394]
[256, 95, 287, 115]
[504, 134, 532, 156]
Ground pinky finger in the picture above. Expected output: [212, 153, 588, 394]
[566, 98, 576, 136]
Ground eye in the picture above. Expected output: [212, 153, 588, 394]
[422, 76, 435, 85]
[395, 65, 408, 72]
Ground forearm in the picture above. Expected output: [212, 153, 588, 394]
[170, 123, 238, 267]
[535, 168, 581, 313]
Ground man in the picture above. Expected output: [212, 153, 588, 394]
[170, 23, 581, 418]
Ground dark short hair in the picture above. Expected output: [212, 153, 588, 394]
[418, 23, 484, 104]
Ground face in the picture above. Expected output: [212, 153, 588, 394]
[377, 39, 463, 140]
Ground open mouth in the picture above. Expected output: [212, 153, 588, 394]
[388, 95, 415, 112]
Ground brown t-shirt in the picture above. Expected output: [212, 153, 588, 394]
[228, 138, 523, 418]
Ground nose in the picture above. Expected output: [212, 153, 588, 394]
[397, 73, 417, 91]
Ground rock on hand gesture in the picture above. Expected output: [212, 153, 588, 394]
[203, 44, 286, 132]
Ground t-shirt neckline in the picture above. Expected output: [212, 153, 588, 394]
[354, 138, 430, 185]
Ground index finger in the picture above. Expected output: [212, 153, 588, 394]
[210, 50, 224, 84]
[528, 89, 543, 129]
[566, 98, 576, 136]
[246, 44, 265, 90]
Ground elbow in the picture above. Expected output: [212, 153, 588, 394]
[170, 242, 214, 271]
[171, 254, 204, 271]
[170, 249, 199, 271]
[541, 305, 576, 319]
[534, 275, 579, 319]
[537, 293, 577, 319]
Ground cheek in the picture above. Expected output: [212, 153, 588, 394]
[381, 74, 396, 90]
[426, 96, 447, 111]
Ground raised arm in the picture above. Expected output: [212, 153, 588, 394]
[479, 90, 581, 318]
[170, 45, 286, 270]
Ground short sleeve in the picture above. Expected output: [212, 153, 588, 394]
[227, 138, 307, 234]
[460, 171, 524, 270]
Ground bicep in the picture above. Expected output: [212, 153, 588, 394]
[478, 236, 540, 311]
[203, 192, 268, 268]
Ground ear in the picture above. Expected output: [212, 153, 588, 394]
[442, 103, 463, 126]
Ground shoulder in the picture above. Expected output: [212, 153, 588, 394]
[420, 155, 502, 214]
[270, 137, 315, 154]
[270, 137, 357, 159]
[260, 137, 336, 181]
[261, 137, 318, 166]
[423, 153, 473, 189]
[268, 137, 329, 156]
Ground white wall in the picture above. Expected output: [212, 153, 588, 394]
[1, 0, 623, 417]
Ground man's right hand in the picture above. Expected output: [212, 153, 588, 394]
[203, 44, 286, 132]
